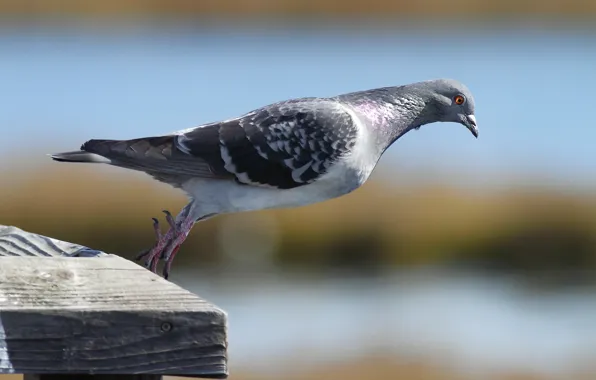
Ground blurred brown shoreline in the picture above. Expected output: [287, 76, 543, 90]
[0, 0, 595, 19]
[3, 162, 596, 279]
[3, 354, 593, 380]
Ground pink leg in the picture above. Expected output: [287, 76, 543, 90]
[147, 210, 179, 273]
[137, 223, 174, 273]
[159, 211, 217, 279]
[135, 211, 178, 273]
[162, 245, 181, 280]
[135, 217, 165, 262]
[161, 218, 195, 279]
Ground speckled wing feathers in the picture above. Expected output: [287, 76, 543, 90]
[80, 99, 359, 189]
[177, 99, 358, 189]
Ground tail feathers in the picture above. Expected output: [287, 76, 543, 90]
[52, 136, 176, 167]
[50, 150, 112, 164]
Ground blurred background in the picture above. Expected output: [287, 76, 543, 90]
[1, 1, 596, 379]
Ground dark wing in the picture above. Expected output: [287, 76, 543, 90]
[78, 98, 358, 189]
[78, 132, 232, 188]
[176, 98, 359, 189]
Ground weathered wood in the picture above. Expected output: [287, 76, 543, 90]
[0, 225, 108, 258]
[0, 225, 228, 379]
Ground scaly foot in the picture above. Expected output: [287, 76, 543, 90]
[135, 217, 162, 262]
[136, 207, 196, 279]
[161, 218, 195, 279]
[136, 211, 177, 273]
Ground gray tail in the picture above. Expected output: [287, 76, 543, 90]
[50, 150, 111, 164]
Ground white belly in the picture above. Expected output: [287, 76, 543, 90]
[182, 161, 370, 215]
[181, 119, 382, 216]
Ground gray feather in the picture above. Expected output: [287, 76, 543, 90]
[50, 151, 111, 164]
[50, 78, 477, 192]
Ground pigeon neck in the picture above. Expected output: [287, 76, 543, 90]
[346, 94, 427, 150]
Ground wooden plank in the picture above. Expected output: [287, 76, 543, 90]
[0, 225, 107, 258]
[0, 225, 228, 378]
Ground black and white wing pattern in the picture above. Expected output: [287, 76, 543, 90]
[77, 98, 359, 190]
[177, 98, 359, 189]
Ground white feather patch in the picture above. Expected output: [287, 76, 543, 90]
[291, 161, 313, 182]
[220, 144, 238, 174]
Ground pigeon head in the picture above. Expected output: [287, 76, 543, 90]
[411, 79, 478, 138]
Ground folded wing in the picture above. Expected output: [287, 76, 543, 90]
[75, 98, 359, 190]
[177, 98, 359, 189]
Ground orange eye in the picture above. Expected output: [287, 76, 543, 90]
[454, 95, 465, 105]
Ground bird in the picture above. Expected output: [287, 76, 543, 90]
[50, 78, 478, 279]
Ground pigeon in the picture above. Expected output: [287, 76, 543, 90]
[51, 78, 478, 279]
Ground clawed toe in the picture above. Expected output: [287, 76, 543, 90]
[135, 205, 200, 279]
[135, 221, 161, 268]
[162, 244, 181, 280]
[135, 217, 163, 262]
[162, 210, 178, 232]
[135, 246, 160, 269]
[135, 248, 151, 261]
[135, 210, 182, 276]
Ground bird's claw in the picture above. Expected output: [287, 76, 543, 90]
[135, 205, 198, 279]
[151, 217, 162, 238]
[135, 217, 163, 262]
[162, 210, 178, 232]
[135, 210, 187, 278]
[135, 248, 150, 262]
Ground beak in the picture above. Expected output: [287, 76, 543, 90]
[463, 114, 478, 138]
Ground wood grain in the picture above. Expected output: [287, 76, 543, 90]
[0, 225, 228, 378]
[0, 225, 106, 258]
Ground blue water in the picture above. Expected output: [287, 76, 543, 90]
[175, 268, 596, 377]
[0, 25, 595, 190]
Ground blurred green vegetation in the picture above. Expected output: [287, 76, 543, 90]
[189, 354, 594, 380]
[3, 164, 596, 277]
[0, 0, 594, 20]
[4, 353, 593, 380]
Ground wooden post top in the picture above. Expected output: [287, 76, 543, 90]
[0, 225, 228, 378]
